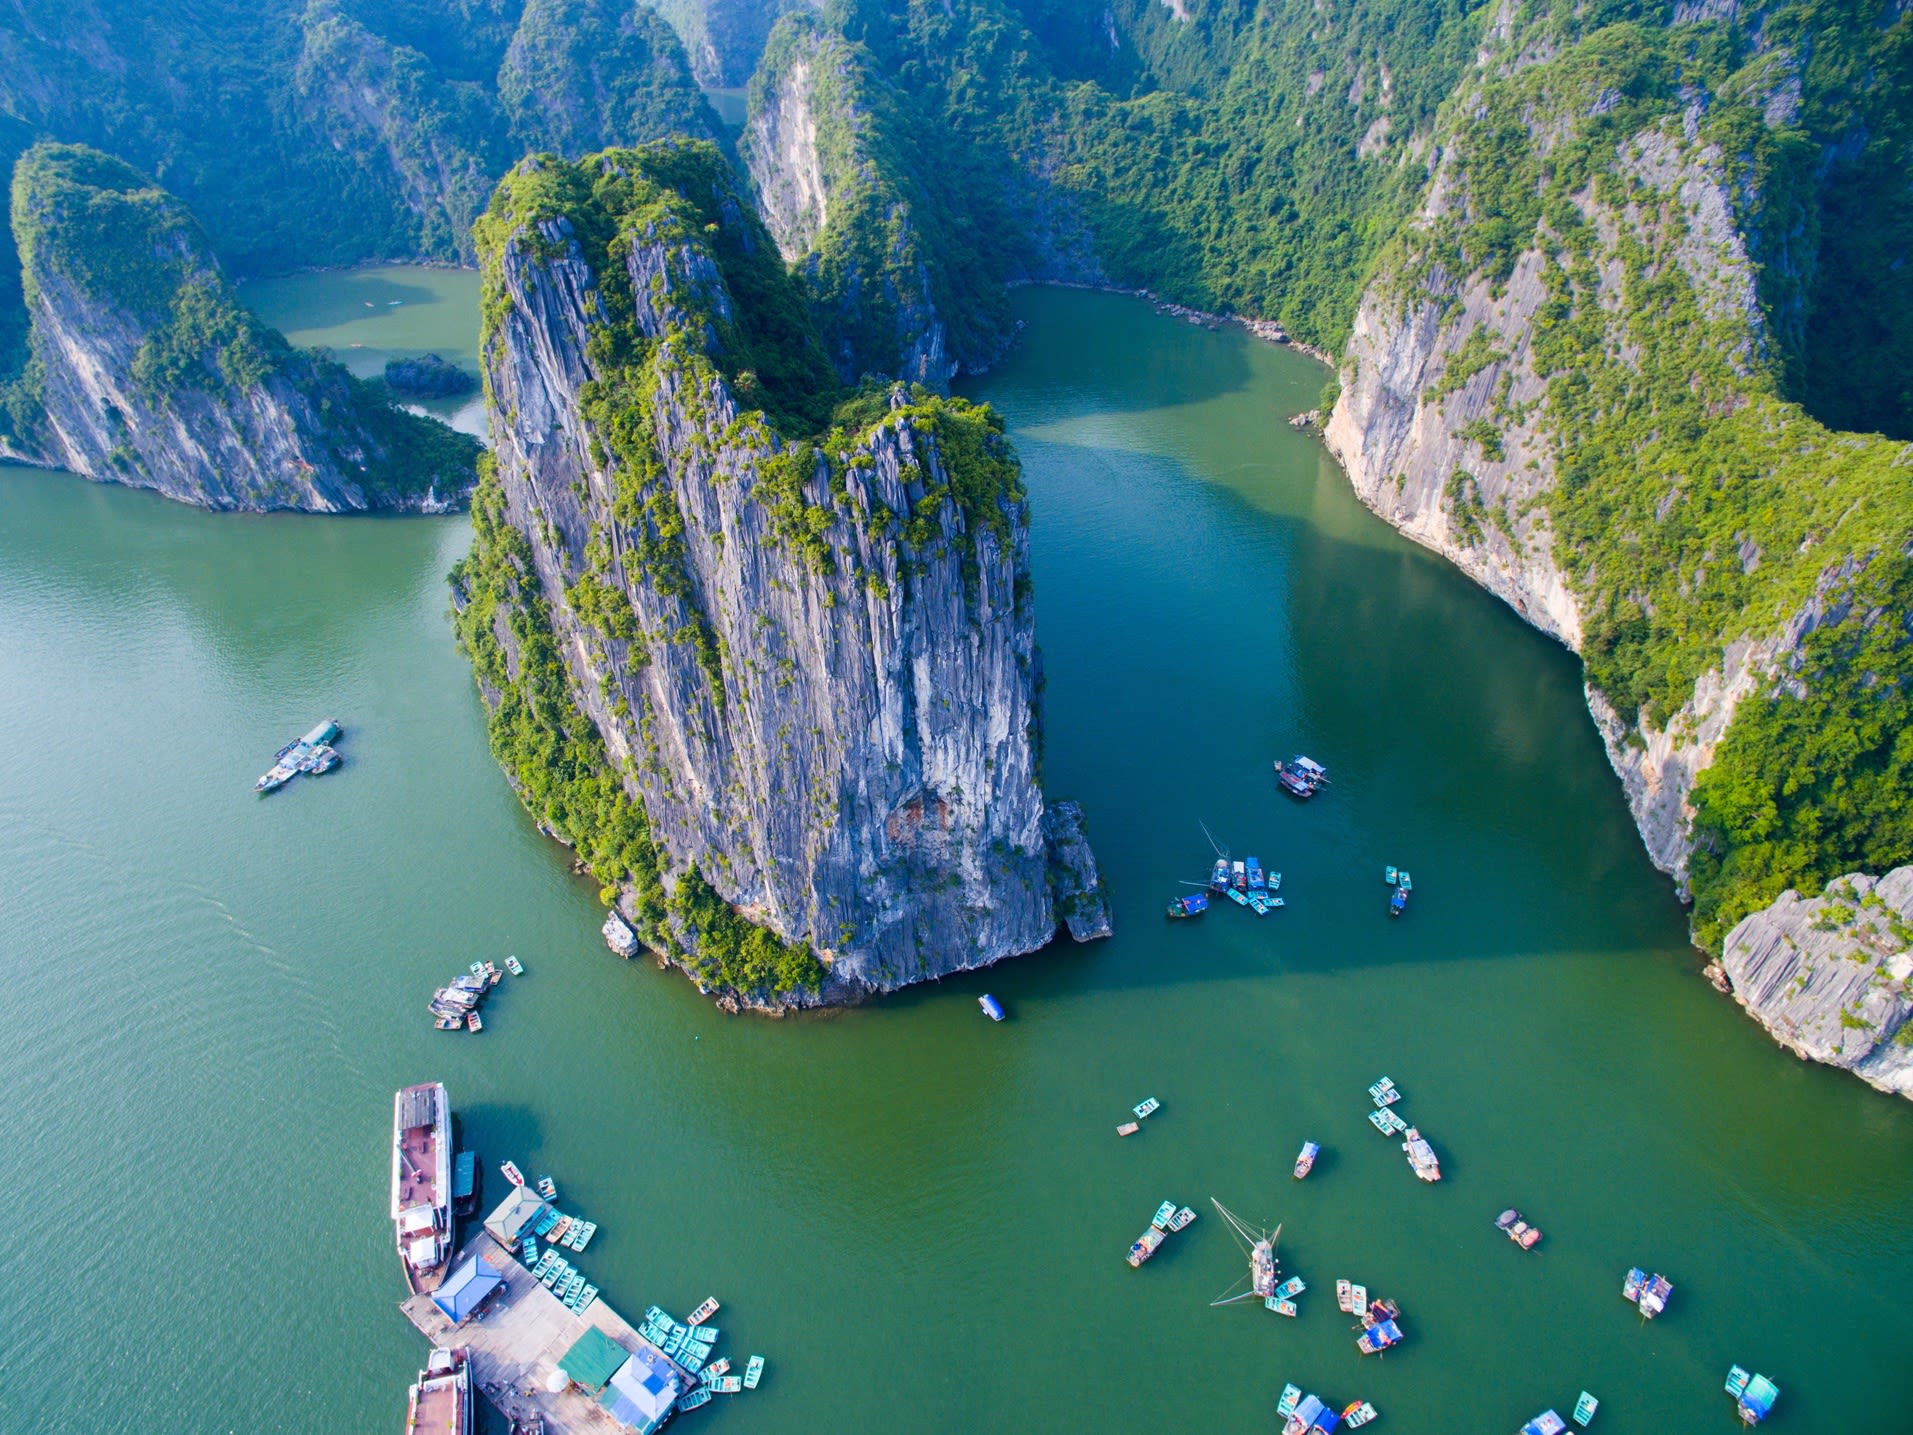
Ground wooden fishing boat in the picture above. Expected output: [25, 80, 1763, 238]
[469, 962, 485, 977]
[1622, 1267, 1646, 1302]
[536, 1176, 557, 1200]
[1384, 865, 1397, 884]
[1293, 1141, 1320, 1179]
[1274, 755, 1329, 799]
[1134, 1097, 1161, 1119]
[1398, 872, 1412, 891]
[1267, 1297, 1298, 1316]
[434, 1016, 461, 1030]
[1514, 1224, 1542, 1250]
[679, 1388, 713, 1411]
[1496, 1208, 1520, 1231]
[743, 1355, 765, 1389]
[1344, 1402, 1379, 1428]
[505, 956, 524, 975]
[1638, 1273, 1672, 1319]
[687, 1297, 721, 1325]
[1151, 1200, 1177, 1229]
[1336, 1279, 1353, 1313]
[1208, 1202, 1280, 1306]
[1126, 1225, 1167, 1267]
[1274, 1276, 1306, 1299]
[1368, 1077, 1400, 1106]
[1117, 1121, 1140, 1137]
[1389, 885, 1408, 917]
[1356, 1318, 1402, 1354]
[1520, 1414, 1568, 1435]
[1351, 1284, 1368, 1318]
[1278, 1385, 1303, 1419]
[1226, 886, 1250, 906]
[690, 1324, 717, 1342]
[1166, 892, 1209, 918]
[1169, 1206, 1198, 1232]
[465, 1011, 482, 1032]
[1210, 857, 1231, 892]
[1573, 1391, 1598, 1426]
[1246, 856, 1266, 890]
[1402, 1128, 1440, 1181]
[1368, 1109, 1393, 1135]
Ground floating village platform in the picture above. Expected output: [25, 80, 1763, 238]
[401, 1233, 696, 1433]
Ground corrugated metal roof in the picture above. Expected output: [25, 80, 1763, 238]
[558, 1326, 629, 1396]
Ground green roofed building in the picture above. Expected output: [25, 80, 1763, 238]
[557, 1325, 629, 1397]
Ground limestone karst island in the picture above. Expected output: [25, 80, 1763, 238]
[1, 0, 1907, 1431]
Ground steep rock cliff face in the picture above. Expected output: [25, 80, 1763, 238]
[459, 146, 1106, 1006]
[1720, 869, 1913, 1099]
[7, 143, 477, 511]
[1325, 14, 1910, 909]
[643, 0, 811, 89]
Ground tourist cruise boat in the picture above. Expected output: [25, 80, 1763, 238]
[392, 1082, 453, 1294]
[404, 1347, 471, 1435]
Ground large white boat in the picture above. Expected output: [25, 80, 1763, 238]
[405, 1347, 472, 1435]
[392, 1082, 453, 1293]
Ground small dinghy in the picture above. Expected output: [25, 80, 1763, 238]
[1514, 1224, 1542, 1250]
[978, 994, 1006, 1021]
[1520, 1414, 1568, 1435]
[1134, 1097, 1161, 1119]
[1274, 1276, 1306, 1299]
[1267, 1296, 1299, 1316]
[1344, 1402, 1378, 1428]
[1350, 1284, 1368, 1319]
[1495, 1209, 1520, 1231]
[1398, 872, 1412, 890]
[465, 1011, 482, 1032]
[1278, 1385, 1303, 1418]
[1152, 1200, 1178, 1230]
[1167, 892, 1209, 918]
[1368, 1078, 1400, 1106]
[1356, 1318, 1402, 1354]
[1168, 1206, 1198, 1231]
[469, 962, 485, 977]
[743, 1355, 765, 1389]
[678, 1388, 713, 1411]
[1336, 1279, 1353, 1313]
[505, 955, 524, 975]
[1294, 1141, 1320, 1179]
[1573, 1391, 1598, 1426]
[1117, 1121, 1140, 1137]
[686, 1297, 721, 1325]
[1367, 1109, 1393, 1134]
[1384, 865, 1397, 885]
[536, 1176, 557, 1200]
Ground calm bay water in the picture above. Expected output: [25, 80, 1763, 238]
[0, 279, 1906, 1434]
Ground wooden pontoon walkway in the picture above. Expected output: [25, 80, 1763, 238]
[400, 1234, 696, 1434]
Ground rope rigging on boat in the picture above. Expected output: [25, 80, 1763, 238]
[1208, 1200, 1281, 1306]
[1198, 820, 1228, 859]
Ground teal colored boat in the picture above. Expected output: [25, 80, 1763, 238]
[743, 1355, 765, 1389]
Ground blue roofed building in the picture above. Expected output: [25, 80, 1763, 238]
[597, 1346, 683, 1434]
[431, 1250, 504, 1325]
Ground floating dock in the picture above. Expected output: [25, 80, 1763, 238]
[401, 1233, 697, 1434]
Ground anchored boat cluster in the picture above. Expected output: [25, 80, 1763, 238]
[389, 1081, 770, 1433]
[253, 718, 343, 793]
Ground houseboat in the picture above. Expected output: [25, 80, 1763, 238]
[1274, 755, 1329, 799]
[404, 1347, 472, 1435]
[392, 1082, 453, 1294]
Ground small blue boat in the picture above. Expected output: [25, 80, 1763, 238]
[1398, 871, 1412, 891]
[1246, 857, 1266, 890]
[1167, 893, 1209, 918]
[1389, 886, 1408, 917]
[1210, 858, 1231, 892]
[1226, 887, 1250, 907]
[743, 1355, 765, 1389]
[1573, 1391, 1598, 1426]
[979, 994, 1005, 1021]
[1356, 1318, 1402, 1354]
[1520, 1414, 1567, 1435]
[1384, 865, 1397, 884]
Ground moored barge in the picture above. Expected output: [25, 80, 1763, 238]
[393, 1082, 454, 1294]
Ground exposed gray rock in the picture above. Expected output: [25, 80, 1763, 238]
[1720, 869, 1913, 1098]
[479, 156, 1104, 1005]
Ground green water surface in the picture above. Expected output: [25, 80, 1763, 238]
[0, 280, 1905, 1435]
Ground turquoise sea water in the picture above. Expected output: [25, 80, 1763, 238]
[0, 277, 1904, 1433]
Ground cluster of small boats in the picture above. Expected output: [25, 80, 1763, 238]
[429, 958, 522, 1031]
[254, 718, 344, 794]
[1495, 1208, 1544, 1249]
[1118, 1096, 1161, 1137]
[1273, 755, 1330, 799]
[1175, 854, 1285, 917]
[1382, 865, 1413, 918]
[1520, 1394, 1600, 1433]
[1278, 1383, 1377, 1432]
[1622, 1266, 1674, 1319]
[1364, 1079, 1441, 1181]
[637, 1298, 766, 1404]
[1125, 1199, 1198, 1267]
